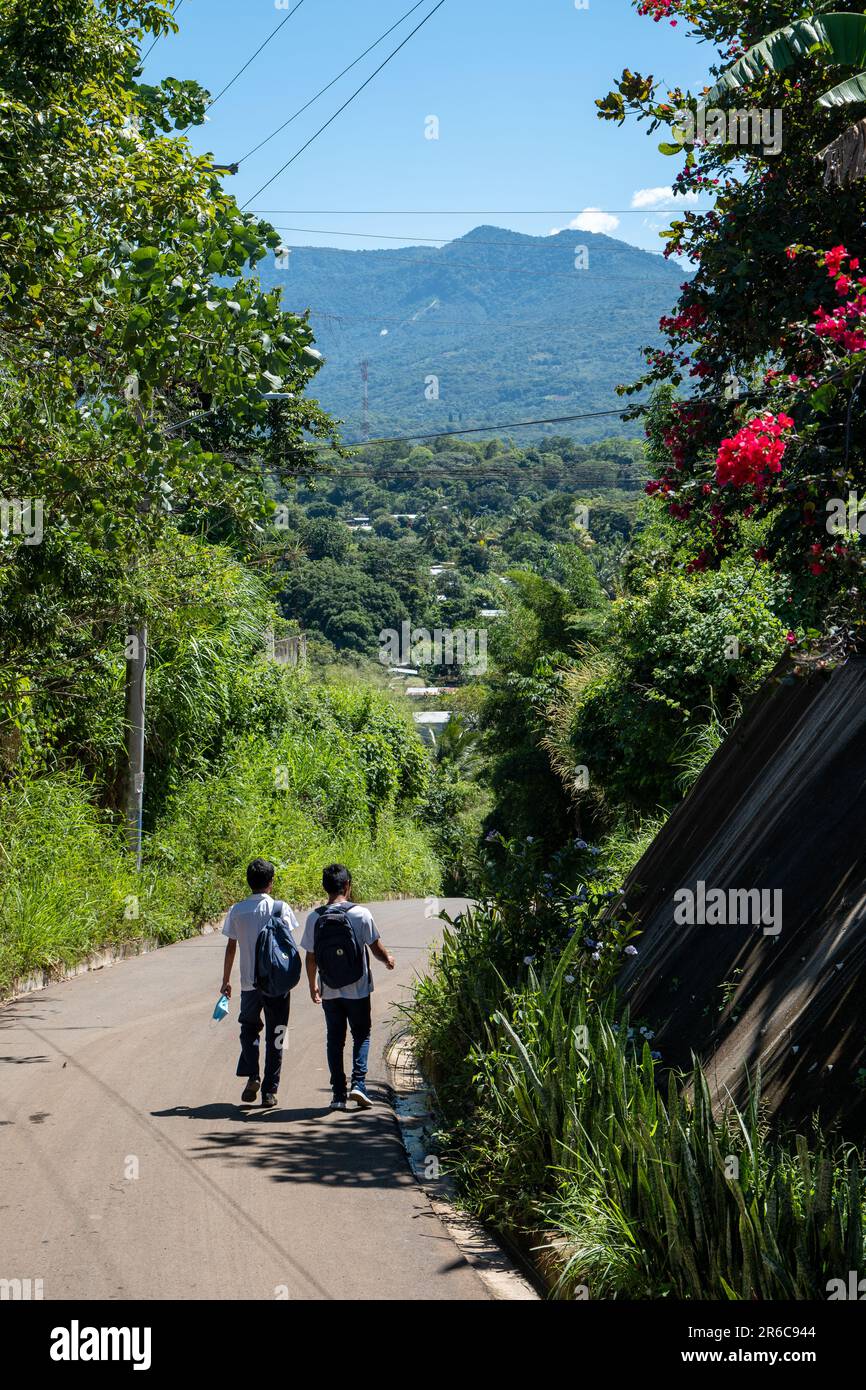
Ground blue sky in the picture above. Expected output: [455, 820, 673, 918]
[143, 0, 718, 253]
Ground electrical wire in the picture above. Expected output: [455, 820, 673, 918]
[237, 0, 432, 165]
[242, 0, 447, 209]
[203, 1, 308, 116]
[140, 0, 185, 64]
[269, 224, 693, 245]
[248, 207, 714, 215]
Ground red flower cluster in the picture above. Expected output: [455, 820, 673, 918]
[824, 245, 848, 277]
[813, 247, 866, 352]
[714, 413, 794, 490]
[637, 0, 680, 21]
[814, 302, 866, 353]
[659, 303, 707, 338]
[811, 241, 866, 347]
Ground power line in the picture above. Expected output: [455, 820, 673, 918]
[314, 407, 637, 448]
[249, 207, 713, 215]
[140, 0, 185, 64]
[199, 1, 308, 117]
[269, 223, 695, 247]
[306, 254, 596, 281]
[297, 374, 813, 452]
[242, 0, 448, 209]
[237, 0, 432, 166]
[292, 468, 644, 481]
[303, 305, 640, 331]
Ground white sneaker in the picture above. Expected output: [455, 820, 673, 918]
[329, 1095, 347, 1111]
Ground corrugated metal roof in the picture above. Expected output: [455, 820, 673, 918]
[617, 655, 866, 1134]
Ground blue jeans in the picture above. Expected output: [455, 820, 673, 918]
[237, 989, 290, 1095]
[322, 996, 372, 1098]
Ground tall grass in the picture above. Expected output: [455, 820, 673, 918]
[0, 773, 142, 990]
[0, 685, 439, 996]
[409, 897, 866, 1300]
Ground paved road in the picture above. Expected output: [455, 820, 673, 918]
[0, 899, 490, 1301]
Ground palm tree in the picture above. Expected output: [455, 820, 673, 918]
[433, 714, 480, 776]
[707, 12, 866, 184]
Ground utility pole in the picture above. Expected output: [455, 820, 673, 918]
[124, 625, 148, 870]
[120, 388, 296, 868]
[124, 383, 149, 870]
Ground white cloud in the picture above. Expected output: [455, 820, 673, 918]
[552, 208, 620, 236]
[631, 186, 700, 211]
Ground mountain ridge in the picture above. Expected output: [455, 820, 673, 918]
[254, 225, 685, 443]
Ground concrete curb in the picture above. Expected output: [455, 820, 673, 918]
[384, 1028, 541, 1302]
[3, 934, 186, 1003]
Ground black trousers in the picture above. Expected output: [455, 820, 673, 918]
[236, 988, 290, 1094]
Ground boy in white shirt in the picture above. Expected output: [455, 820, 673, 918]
[300, 864, 394, 1110]
[221, 859, 299, 1109]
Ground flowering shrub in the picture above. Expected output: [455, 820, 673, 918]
[637, 0, 680, 23]
[597, 4, 866, 639]
[714, 412, 794, 491]
[812, 245, 866, 352]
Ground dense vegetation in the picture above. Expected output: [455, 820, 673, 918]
[0, 0, 437, 993]
[268, 434, 645, 663]
[404, 0, 866, 1298]
[3, 0, 865, 1306]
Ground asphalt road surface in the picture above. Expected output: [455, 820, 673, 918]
[0, 898, 490, 1301]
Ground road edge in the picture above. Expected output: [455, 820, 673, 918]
[384, 1028, 541, 1302]
[2, 893, 425, 1005]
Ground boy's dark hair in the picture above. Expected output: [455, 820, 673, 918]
[323, 863, 352, 895]
[247, 858, 276, 893]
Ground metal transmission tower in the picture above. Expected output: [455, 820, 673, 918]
[360, 359, 370, 440]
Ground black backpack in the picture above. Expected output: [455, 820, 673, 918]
[254, 901, 302, 996]
[313, 903, 366, 989]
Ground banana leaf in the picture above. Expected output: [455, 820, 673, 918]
[818, 70, 866, 105]
[707, 14, 866, 103]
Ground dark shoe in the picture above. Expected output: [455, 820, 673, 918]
[329, 1094, 347, 1111]
[261, 1092, 278, 1109]
[241, 1078, 260, 1103]
[349, 1084, 373, 1110]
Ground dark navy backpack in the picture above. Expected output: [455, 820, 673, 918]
[254, 900, 302, 996]
[313, 903, 366, 989]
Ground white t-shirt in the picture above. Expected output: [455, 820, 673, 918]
[222, 893, 299, 991]
[300, 903, 379, 1000]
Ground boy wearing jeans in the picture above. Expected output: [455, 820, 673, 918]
[221, 859, 299, 1109]
[300, 864, 394, 1110]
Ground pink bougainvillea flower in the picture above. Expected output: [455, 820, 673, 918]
[714, 413, 795, 490]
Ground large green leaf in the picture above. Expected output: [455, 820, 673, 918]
[819, 69, 866, 105]
[708, 14, 866, 101]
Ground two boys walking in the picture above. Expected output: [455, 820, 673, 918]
[220, 860, 395, 1110]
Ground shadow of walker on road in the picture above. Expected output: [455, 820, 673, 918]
[152, 1091, 414, 1189]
